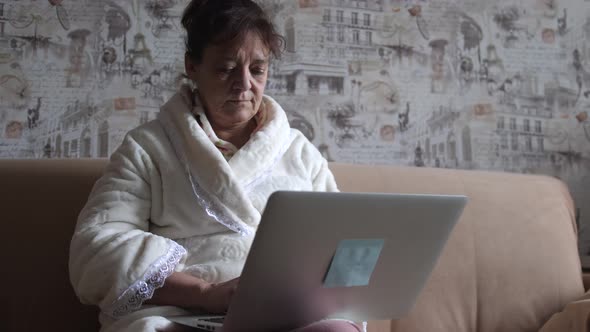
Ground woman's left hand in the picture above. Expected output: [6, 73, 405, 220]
[192, 277, 240, 314]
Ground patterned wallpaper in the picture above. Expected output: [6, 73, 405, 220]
[1, 0, 589, 253]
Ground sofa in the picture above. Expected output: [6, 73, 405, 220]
[1, 158, 588, 332]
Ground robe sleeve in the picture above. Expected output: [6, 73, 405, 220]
[300, 138, 339, 193]
[69, 132, 187, 318]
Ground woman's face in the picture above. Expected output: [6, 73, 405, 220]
[186, 31, 269, 129]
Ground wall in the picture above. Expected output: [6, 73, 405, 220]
[0, 0, 589, 253]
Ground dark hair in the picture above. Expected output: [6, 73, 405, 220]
[181, 0, 284, 63]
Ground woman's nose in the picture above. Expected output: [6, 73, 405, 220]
[232, 68, 252, 91]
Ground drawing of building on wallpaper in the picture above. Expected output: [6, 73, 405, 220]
[396, 99, 479, 170]
[6, 95, 160, 159]
[394, 64, 582, 172]
[0, 3, 7, 37]
[0, 0, 185, 159]
[267, 0, 420, 98]
[493, 76, 558, 173]
[265, 0, 405, 155]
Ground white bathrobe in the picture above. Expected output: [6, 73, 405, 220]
[69, 85, 338, 331]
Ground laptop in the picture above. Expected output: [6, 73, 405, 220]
[169, 191, 467, 332]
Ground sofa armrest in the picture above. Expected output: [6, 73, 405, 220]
[584, 272, 590, 292]
[366, 320, 391, 332]
[540, 288, 590, 332]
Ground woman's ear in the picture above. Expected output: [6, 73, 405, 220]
[184, 53, 199, 81]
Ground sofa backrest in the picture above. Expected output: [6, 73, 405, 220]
[1, 159, 104, 332]
[331, 163, 583, 332]
[0, 159, 583, 332]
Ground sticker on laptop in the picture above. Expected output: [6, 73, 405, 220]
[323, 239, 384, 288]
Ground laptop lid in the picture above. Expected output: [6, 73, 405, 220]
[223, 191, 467, 332]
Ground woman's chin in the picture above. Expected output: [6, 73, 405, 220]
[223, 104, 256, 118]
[225, 100, 253, 108]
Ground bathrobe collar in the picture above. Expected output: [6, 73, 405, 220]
[157, 84, 292, 235]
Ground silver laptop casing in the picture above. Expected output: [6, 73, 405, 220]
[221, 191, 467, 332]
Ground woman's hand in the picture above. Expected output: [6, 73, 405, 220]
[146, 272, 239, 314]
[195, 277, 240, 314]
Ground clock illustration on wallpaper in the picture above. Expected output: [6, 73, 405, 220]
[0, 63, 31, 108]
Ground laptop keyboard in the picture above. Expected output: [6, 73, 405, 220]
[201, 316, 225, 324]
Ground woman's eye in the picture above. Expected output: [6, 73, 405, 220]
[251, 67, 266, 75]
[219, 67, 235, 74]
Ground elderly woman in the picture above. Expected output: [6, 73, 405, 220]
[69, 1, 362, 331]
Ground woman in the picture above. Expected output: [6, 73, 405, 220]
[69, 1, 362, 331]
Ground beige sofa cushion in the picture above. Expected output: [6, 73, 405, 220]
[330, 163, 583, 332]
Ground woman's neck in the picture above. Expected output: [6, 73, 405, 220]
[210, 118, 257, 149]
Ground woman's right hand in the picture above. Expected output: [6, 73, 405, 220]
[146, 272, 239, 315]
[195, 277, 240, 314]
